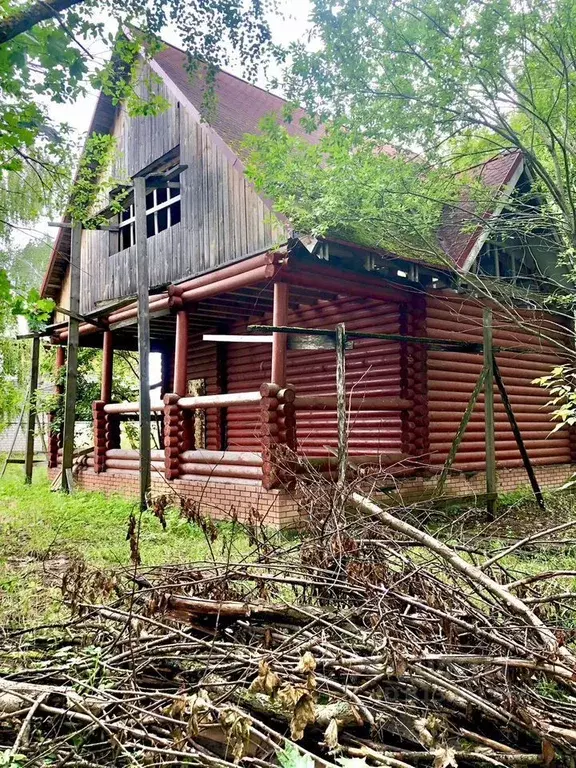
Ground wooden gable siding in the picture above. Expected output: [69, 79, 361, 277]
[77, 66, 285, 314]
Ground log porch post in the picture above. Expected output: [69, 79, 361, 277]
[101, 330, 113, 402]
[174, 310, 189, 397]
[164, 308, 190, 480]
[271, 282, 289, 386]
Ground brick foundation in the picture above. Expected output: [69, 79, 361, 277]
[47, 466, 301, 528]
[396, 462, 576, 502]
[49, 461, 576, 528]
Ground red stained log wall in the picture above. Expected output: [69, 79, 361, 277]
[426, 292, 571, 471]
[186, 328, 223, 451]
[225, 296, 404, 457]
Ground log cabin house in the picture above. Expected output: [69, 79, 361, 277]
[41, 40, 575, 526]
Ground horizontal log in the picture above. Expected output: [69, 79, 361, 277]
[302, 452, 409, 467]
[179, 449, 262, 465]
[181, 264, 278, 303]
[106, 449, 164, 461]
[178, 391, 261, 409]
[294, 395, 412, 410]
[174, 251, 276, 295]
[178, 462, 263, 479]
[105, 459, 165, 471]
[103, 402, 164, 414]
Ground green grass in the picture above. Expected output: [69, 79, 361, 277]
[0, 462, 250, 629]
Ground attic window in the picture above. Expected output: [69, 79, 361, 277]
[111, 155, 181, 255]
[475, 239, 538, 285]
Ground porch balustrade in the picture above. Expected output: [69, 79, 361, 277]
[88, 386, 413, 487]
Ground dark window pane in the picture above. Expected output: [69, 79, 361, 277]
[156, 187, 168, 205]
[146, 192, 154, 210]
[146, 212, 155, 238]
[169, 183, 180, 199]
[170, 200, 181, 225]
[121, 225, 131, 250]
[479, 246, 495, 275]
[121, 207, 131, 222]
[157, 206, 168, 232]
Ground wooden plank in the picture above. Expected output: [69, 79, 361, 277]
[134, 175, 151, 510]
[288, 335, 354, 351]
[24, 336, 40, 484]
[61, 222, 82, 493]
[203, 334, 273, 344]
[493, 360, 545, 510]
[483, 308, 497, 518]
[336, 323, 348, 488]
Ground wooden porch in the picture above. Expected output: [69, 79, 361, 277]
[47, 248, 418, 497]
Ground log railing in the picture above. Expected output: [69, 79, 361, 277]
[92, 387, 413, 487]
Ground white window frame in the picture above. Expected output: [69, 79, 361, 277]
[118, 204, 136, 250]
[113, 162, 181, 253]
[145, 182, 181, 236]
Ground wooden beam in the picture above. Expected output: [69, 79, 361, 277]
[335, 323, 348, 488]
[271, 283, 289, 386]
[483, 308, 497, 519]
[249, 324, 484, 353]
[493, 360, 545, 510]
[61, 222, 82, 493]
[24, 336, 40, 484]
[134, 175, 151, 510]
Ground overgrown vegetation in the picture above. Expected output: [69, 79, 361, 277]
[0, 463, 250, 628]
[2, 469, 576, 765]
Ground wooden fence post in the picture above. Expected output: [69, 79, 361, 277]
[61, 221, 81, 493]
[483, 308, 497, 518]
[24, 336, 40, 484]
[134, 175, 151, 510]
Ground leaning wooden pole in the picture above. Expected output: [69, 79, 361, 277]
[61, 221, 81, 492]
[134, 175, 151, 510]
[483, 308, 497, 518]
[493, 359, 545, 510]
[24, 336, 40, 484]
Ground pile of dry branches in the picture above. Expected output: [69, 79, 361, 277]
[2, 485, 576, 768]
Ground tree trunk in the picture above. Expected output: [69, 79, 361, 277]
[0, 0, 85, 45]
